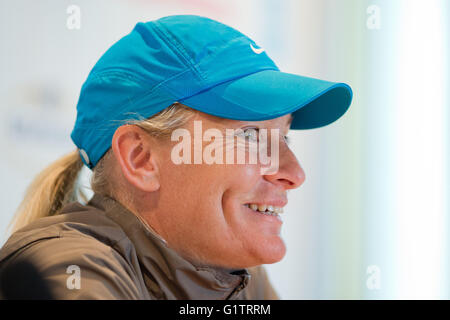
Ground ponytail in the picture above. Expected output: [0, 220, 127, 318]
[9, 150, 85, 234]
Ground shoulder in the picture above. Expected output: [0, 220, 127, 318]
[0, 202, 146, 299]
[0, 201, 131, 263]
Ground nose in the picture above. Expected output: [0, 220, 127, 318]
[263, 146, 305, 190]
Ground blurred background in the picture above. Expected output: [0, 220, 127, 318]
[0, 0, 449, 299]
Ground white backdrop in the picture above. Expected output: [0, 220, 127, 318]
[1, 0, 448, 299]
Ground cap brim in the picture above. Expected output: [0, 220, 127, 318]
[179, 69, 353, 129]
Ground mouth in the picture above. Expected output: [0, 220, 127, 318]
[243, 203, 285, 222]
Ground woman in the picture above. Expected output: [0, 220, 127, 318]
[0, 15, 352, 299]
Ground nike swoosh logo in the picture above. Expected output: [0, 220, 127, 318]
[250, 43, 264, 54]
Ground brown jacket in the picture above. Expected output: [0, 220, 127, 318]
[0, 194, 279, 299]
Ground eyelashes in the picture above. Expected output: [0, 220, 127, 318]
[283, 134, 291, 145]
[238, 127, 291, 145]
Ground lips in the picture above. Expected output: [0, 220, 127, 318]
[243, 197, 287, 209]
[242, 196, 287, 220]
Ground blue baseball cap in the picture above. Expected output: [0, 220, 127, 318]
[71, 14, 353, 169]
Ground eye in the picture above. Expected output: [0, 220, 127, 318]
[244, 128, 259, 141]
[236, 127, 259, 142]
[283, 134, 291, 145]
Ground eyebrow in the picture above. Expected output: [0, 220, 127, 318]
[219, 114, 294, 129]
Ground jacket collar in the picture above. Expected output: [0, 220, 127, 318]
[89, 194, 250, 299]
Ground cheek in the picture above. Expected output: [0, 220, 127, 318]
[159, 159, 266, 228]
[219, 165, 262, 223]
[221, 165, 284, 237]
[241, 164, 262, 181]
[224, 164, 262, 193]
[159, 162, 237, 225]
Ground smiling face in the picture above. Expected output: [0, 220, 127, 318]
[133, 111, 305, 269]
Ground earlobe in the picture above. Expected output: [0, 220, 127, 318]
[111, 125, 160, 192]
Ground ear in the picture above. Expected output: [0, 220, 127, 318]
[111, 125, 160, 192]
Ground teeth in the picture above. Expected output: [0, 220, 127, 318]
[273, 207, 284, 214]
[245, 203, 284, 215]
[258, 205, 267, 212]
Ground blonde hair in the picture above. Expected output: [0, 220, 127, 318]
[9, 102, 195, 233]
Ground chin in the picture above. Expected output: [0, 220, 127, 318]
[263, 239, 287, 264]
[248, 235, 287, 266]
